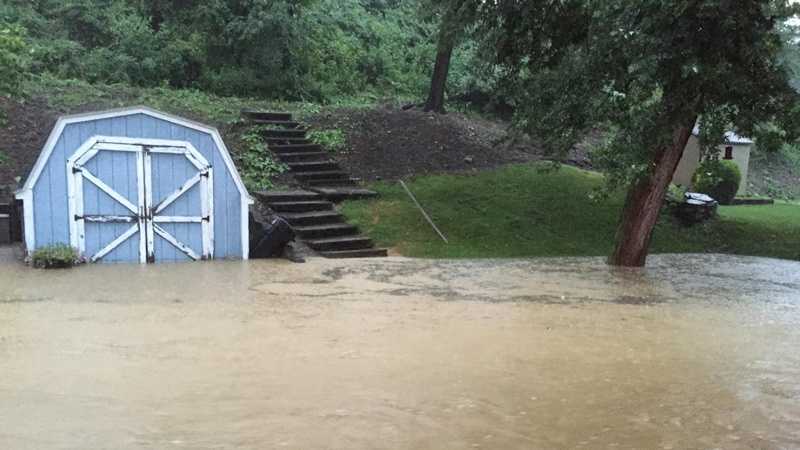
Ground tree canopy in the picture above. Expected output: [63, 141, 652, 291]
[1, 0, 480, 101]
[483, 0, 799, 183]
[475, 0, 800, 265]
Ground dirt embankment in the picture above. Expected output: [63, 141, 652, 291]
[1, 95, 590, 196]
[0, 96, 58, 197]
[308, 106, 548, 182]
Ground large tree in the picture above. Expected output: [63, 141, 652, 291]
[482, 0, 800, 266]
[422, 0, 478, 113]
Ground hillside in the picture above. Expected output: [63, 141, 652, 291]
[2, 77, 798, 198]
[0, 77, 551, 196]
[747, 147, 800, 200]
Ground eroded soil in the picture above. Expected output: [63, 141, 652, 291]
[0, 96, 57, 196]
[1, 254, 799, 449]
[309, 106, 546, 181]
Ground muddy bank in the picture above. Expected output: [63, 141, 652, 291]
[0, 254, 799, 449]
[308, 107, 547, 182]
[0, 97, 57, 195]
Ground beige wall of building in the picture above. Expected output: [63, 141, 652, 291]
[672, 135, 751, 196]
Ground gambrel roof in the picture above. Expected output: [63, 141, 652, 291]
[16, 106, 252, 202]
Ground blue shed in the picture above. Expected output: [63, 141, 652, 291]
[15, 107, 253, 263]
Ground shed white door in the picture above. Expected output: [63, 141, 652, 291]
[67, 137, 214, 263]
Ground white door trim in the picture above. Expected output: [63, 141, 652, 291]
[66, 136, 214, 263]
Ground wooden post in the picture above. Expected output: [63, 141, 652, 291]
[400, 181, 449, 243]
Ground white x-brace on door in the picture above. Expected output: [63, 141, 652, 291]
[67, 137, 214, 263]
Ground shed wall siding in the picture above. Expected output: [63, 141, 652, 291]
[672, 136, 751, 196]
[32, 114, 243, 259]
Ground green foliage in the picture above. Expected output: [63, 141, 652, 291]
[0, 24, 28, 97]
[342, 162, 800, 261]
[741, 143, 800, 200]
[31, 244, 82, 269]
[480, 1, 799, 189]
[2, 0, 443, 102]
[24, 74, 302, 125]
[752, 122, 788, 154]
[0, 150, 8, 166]
[308, 129, 347, 153]
[238, 126, 287, 192]
[692, 160, 742, 205]
[665, 183, 688, 205]
[21, 74, 375, 139]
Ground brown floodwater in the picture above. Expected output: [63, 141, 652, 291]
[0, 252, 799, 449]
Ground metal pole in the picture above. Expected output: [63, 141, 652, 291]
[399, 180, 448, 244]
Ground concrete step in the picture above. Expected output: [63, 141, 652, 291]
[278, 151, 330, 163]
[269, 201, 333, 213]
[306, 235, 374, 252]
[251, 119, 303, 129]
[312, 187, 379, 202]
[242, 110, 293, 122]
[294, 223, 359, 240]
[266, 138, 312, 146]
[319, 248, 389, 259]
[255, 190, 320, 203]
[305, 178, 359, 187]
[287, 161, 340, 172]
[280, 210, 344, 227]
[294, 170, 351, 181]
[262, 128, 307, 139]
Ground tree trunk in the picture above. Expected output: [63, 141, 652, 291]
[608, 119, 697, 267]
[424, 42, 454, 114]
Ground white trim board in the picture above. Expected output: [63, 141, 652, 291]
[15, 107, 252, 259]
[66, 136, 215, 263]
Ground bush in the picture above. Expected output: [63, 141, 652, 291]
[31, 244, 82, 269]
[0, 24, 28, 96]
[692, 159, 742, 205]
[238, 126, 287, 191]
[2, 0, 442, 102]
[308, 129, 347, 153]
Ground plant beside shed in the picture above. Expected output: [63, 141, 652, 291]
[30, 244, 83, 269]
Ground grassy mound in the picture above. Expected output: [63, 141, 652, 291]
[341, 163, 800, 260]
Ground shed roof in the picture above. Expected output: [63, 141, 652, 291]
[16, 106, 252, 202]
[692, 124, 754, 145]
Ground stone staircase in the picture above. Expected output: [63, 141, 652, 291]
[243, 110, 388, 258]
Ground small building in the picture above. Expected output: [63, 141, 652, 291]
[673, 127, 753, 196]
[15, 107, 253, 263]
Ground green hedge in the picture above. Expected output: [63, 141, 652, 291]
[692, 159, 742, 205]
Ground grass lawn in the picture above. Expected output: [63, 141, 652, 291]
[340, 163, 800, 261]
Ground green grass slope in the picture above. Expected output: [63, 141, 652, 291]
[341, 163, 800, 260]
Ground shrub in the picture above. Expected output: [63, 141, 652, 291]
[238, 126, 287, 191]
[308, 129, 347, 153]
[0, 24, 28, 97]
[692, 159, 742, 205]
[663, 183, 688, 211]
[752, 122, 787, 154]
[31, 244, 82, 269]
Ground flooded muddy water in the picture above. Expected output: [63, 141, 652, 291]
[0, 254, 799, 449]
